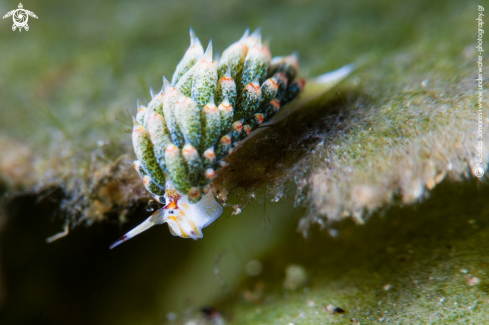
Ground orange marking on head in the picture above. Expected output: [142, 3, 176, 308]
[165, 201, 179, 210]
[164, 189, 181, 210]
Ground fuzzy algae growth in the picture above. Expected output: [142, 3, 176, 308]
[0, 0, 488, 324]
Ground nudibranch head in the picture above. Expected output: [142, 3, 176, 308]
[110, 181, 223, 248]
[112, 28, 304, 247]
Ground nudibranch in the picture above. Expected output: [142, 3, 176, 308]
[110, 28, 305, 248]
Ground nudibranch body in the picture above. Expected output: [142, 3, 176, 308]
[111, 28, 304, 248]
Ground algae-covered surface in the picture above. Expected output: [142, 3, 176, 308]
[0, 0, 488, 324]
[225, 181, 489, 324]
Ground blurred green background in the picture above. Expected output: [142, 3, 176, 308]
[0, 0, 487, 324]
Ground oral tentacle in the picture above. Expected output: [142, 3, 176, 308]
[110, 209, 164, 249]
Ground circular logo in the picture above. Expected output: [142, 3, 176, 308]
[13, 10, 27, 27]
[474, 166, 485, 178]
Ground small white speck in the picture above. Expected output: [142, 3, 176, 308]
[325, 304, 335, 314]
[447, 162, 453, 170]
[231, 205, 242, 215]
[166, 312, 177, 321]
[383, 284, 392, 291]
[328, 229, 339, 237]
